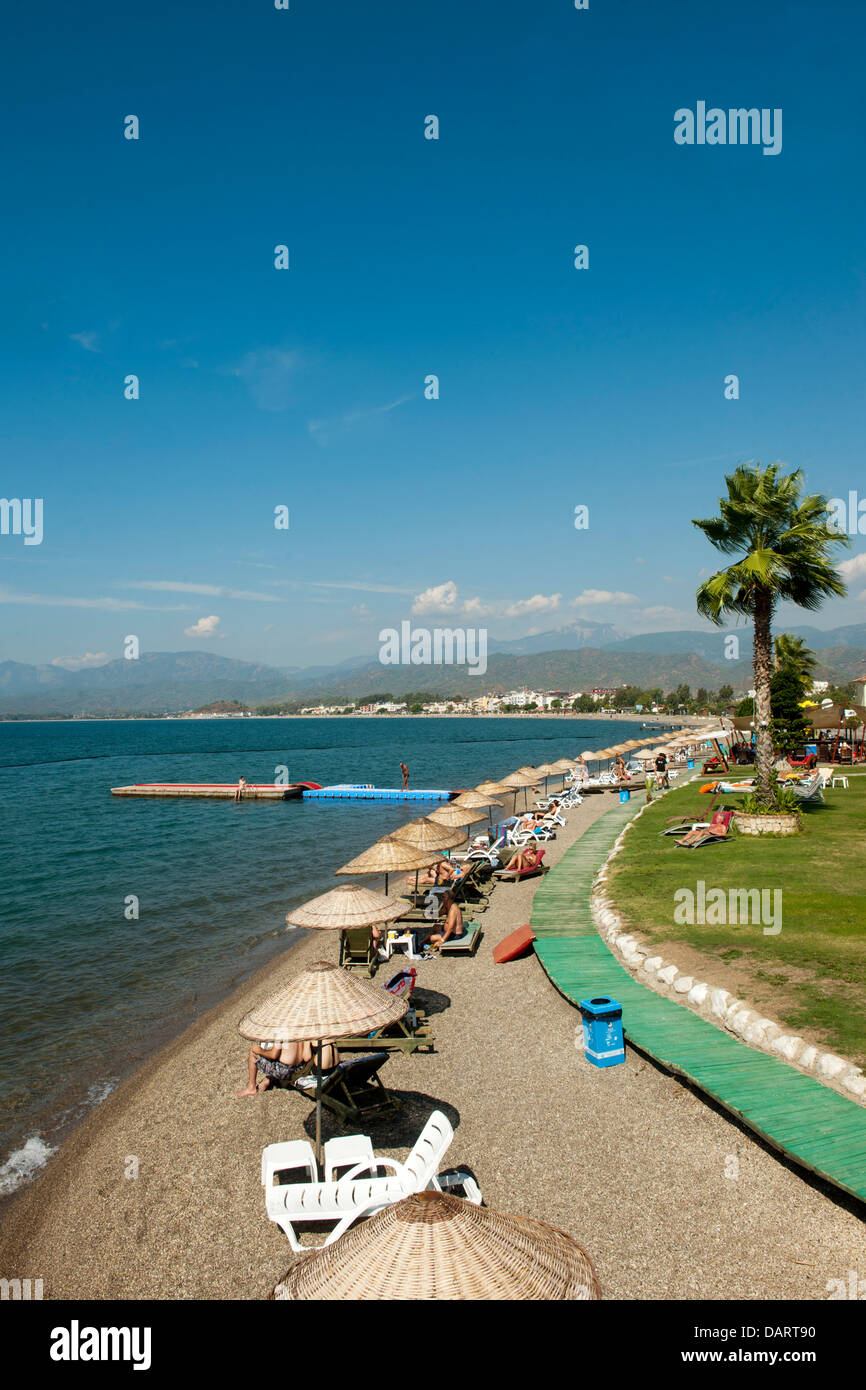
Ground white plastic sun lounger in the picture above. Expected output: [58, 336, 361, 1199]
[263, 1109, 480, 1250]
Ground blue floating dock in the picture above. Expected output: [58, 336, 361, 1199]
[302, 784, 453, 803]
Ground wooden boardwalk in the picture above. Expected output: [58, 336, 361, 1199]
[531, 799, 866, 1206]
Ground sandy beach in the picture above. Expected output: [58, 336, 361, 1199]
[1, 790, 864, 1300]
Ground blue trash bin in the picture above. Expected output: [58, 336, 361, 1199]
[619, 788, 630, 803]
[579, 996, 625, 1069]
[687, 758, 694, 769]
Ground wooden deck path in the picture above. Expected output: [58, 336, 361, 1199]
[531, 798, 866, 1205]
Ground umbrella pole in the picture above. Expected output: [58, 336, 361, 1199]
[315, 1039, 324, 1170]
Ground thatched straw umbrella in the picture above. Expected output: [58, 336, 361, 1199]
[391, 818, 465, 852]
[335, 835, 440, 895]
[427, 803, 487, 830]
[475, 779, 513, 796]
[391, 817, 466, 894]
[272, 1190, 601, 1300]
[451, 791, 502, 811]
[239, 960, 407, 1165]
[533, 762, 558, 796]
[475, 779, 517, 816]
[501, 769, 537, 811]
[451, 789, 504, 845]
[284, 882, 408, 933]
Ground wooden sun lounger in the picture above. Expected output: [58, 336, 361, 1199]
[438, 921, 482, 956]
[660, 796, 721, 835]
[336, 1005, 434, 1054]
[291, 1051, 401, 1125]
[339, 926, 378, 975]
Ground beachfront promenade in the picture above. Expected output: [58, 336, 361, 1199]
[1, 789, 864, 1299]
[532, 799, 866, 1206]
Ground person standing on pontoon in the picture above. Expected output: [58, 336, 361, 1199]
[400, 761, 409, 789]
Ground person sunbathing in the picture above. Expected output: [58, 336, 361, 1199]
[410, 858, 465, 887]
[427, 892, 466, 949]
[676, 813, 729, 847]
[501, 844, 542, 875]
[237, 1038, 338, 1096]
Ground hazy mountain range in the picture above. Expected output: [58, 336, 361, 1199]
[2, 619, 865, 716]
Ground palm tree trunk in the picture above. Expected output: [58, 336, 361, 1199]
[753, 588, 774, 797]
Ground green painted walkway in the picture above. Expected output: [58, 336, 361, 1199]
[532, 798, 866, 1206]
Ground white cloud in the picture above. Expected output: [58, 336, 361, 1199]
[124, 580, 282, 603]
[410, 582, 494, 618]
[226, 349, 301, 411]
[570, 589, 639, 607]
[0, 587, 192, 612]
[639, 605, 687, 620]
[412, 581, 461, 615]
[839, 553, 866, 582]
[50, 652, 110, 671]
[69, 331, 100, 353]
[351, 603, 373, 620]
[184, 615, 223, 638]
[461, 596, 491, 618]
[308, 393, 414, 440]
[307, 579, 414, 595]
[504, 593, 562, 618]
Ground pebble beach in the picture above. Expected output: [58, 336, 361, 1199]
[2, 789, 864, 1301]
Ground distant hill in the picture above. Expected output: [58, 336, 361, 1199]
[0, 652, 295, 716]
[2, 624, 864, 716]
[488, 619, 622, 656]
[285, 648, 755, 700]
[603, 622, 866, 665]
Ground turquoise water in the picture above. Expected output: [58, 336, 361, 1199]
[0, 715, 640, 1192]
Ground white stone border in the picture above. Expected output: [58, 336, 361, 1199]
[592, 798, 866, 1104]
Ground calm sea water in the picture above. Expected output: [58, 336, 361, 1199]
[0, 715, 642, 1193]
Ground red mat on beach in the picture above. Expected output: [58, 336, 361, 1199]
[493, 925, 536, 964]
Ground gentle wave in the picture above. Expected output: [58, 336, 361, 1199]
[0, 1135, 57, 1196]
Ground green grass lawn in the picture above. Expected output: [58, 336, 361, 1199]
[606, 774, 866, 1066]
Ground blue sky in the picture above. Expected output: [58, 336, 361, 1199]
[2, 0, 865, 671]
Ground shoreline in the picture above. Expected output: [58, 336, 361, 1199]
[0, 714, 690, 1200]
[2, 780, 864, 1299]
[0, 712, 703, 725]
[0, 923, 312, 1209]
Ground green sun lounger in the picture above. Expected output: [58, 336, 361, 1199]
[339, 926, 378, 976]
[439, 920, 482, 956]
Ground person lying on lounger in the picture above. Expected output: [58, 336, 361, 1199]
[237, 1038, 339, 1097]
[501, 844, 543, 875]
[410, 858, 466, 887]
[427, 891, 466, 949]
[676, 813, 729, 847]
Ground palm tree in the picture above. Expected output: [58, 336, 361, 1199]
[693, 463, 848, 797]
[773, 632, 818, 690]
